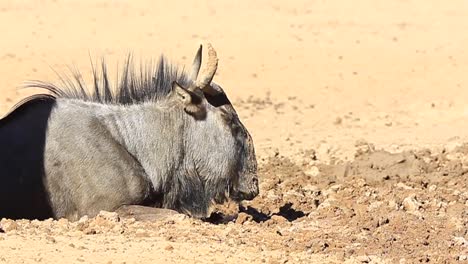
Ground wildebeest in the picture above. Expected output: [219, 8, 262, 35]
[0, 43, 259, 221]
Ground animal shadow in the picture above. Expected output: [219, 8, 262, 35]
[205, 202, 307, 224]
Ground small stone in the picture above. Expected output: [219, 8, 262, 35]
[270, 215, 287, 224]
[453, 237, 468, 247]
[45, 236, 56, 243]
[305, 166, 320, 177]
[396, 182, 413, 190]
[387, 200, 397, 209]
[375, 217, 389, 227]
[266, 190, 280, 200]
[83, 228, 97, 235]
[57, 218, 69, 225]
[334, 117, 342, 125]
[356, 255, 371, 263]
[135, 229, 149, 237]
[303, 185, 320, 195]
[316, 143, 332, 163]
[169, 214, 187, 222]
[235, 212, 252, 225]
[329, 184, 342, 192]
[402, 196, 421, 212]
[285, 190, 304, 198]
[368, 201, 383, 211]
[97, 211, 120, 222]
[164, 245, 174, 251]
[0, 220, 19, 232]
[354, 140, 375, 156]
[445, 141, 463, 153]
[317, 198, 336, 209]
[78, 216, 89, 223]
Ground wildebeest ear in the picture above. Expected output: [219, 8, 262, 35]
[172, 82, 206, 119]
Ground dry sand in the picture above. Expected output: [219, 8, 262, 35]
[1, 0, 468, 263]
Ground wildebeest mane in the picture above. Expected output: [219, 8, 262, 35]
[24, 56, 193, 105]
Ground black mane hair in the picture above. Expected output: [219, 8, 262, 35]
[25, 56, 193, 105]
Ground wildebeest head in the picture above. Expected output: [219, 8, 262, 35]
[167, 44, 259, 211]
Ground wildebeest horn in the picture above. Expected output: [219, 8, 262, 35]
[190, 44, 202, 82]
[195, 43, 220, 95]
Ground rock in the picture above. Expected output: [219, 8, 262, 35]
[388, 200, 398, 210]
[76, 216, 90, 232]
[375, 217, 390, 227]
[316, 143, 332, 163]
[266, 190, 280, 200]
[45, 236, 56, 243]
[317, 198, 336, 210]
[57, 218, 69, 226]
[368, 201, 383, 211]
[285, 190, 304, 198]
[453, 237, 468, 247]
[78, 215, 89, 224]
[83, 228, 97, 235]
[0, 219, 19, 232]
[356, 255, 371, 263]
[329, 184, 343, 192]
[270, 215, 288, 224]
[334, 117, 343, 125]
[402, 196, 421, 212]
[396, 182, 413, 190]
[169, 214, 187, 222]
[135, 229, 149, 237]
[444, 141, 463, 153]
[164, 245, 174, 251]
[305, 166, 320, 177]
[235, 212, 252, 225]
[97, 211, 120, 222]
[355, 140, 375, 157]
[303, 185, 320, 195]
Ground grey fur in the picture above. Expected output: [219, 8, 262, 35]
[0, 46, 259, 221]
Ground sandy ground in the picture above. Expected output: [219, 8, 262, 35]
[1, 0, 468, 263]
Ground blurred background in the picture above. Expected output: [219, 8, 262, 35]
[2, 0, 468, 158]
